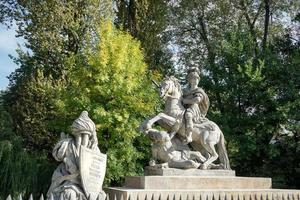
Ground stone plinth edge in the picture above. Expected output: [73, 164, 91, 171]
[144, 167, 236, 176]
[125, 176, 272, 190]
[105, 187, 300, 200]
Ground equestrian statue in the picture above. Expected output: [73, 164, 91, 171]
[140, 67, 231, 170]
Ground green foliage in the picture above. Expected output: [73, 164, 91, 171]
[207, 27, 299, 189]
[0, 0, 299, 194]
[0, 93, 56, 199]
[4, 70, 67, 151]
[2, 0, 112, 80]
[0, 0, 115, 195]
[115, 0, 175, 75]
[170, 0, 300, 188]
[0, 17, 159, 193]
[52, 21, 159, 185]
[2, 0, 113, 151]
[0, 138, 56, 200]
[262, 135, 300, 188]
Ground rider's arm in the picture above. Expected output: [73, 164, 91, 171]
[182, 93, 202, 105]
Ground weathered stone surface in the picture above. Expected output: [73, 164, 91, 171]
[124, 176, 272, 190]
[144, 167, 236, 176]
[80, 145, 107, 200]
[140, 69, 231, 170]
[104, 188, 300, 200]
[47, 111, 107, 200]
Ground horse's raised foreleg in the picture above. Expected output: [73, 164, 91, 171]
[145, 113, 176, 130]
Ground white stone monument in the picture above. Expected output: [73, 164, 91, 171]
[140, 68, 230, 171]
[47, 111, 106, 200]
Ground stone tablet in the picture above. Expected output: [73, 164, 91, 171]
[80, 145, 107, 200]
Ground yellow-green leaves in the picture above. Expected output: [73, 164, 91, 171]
[88, 21, 147, 94]
[58, 21, 159, 185]
[237, 59, 264, 82]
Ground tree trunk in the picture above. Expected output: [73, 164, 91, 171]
[239, 0, 263, 62]
[128, 0, 137, 37]
[262, 0, 270, 51]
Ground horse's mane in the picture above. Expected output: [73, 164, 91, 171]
[163, 76, 182, 94]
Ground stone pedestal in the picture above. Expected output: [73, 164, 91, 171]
[144, 167, 236, 176]
[125, 176, 271, 190]
[105, 169, 300, 200]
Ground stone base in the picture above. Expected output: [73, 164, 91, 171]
[125, 176, 272, 190]
[105, 188, 300, 200]
[144, 167, 236, 176]
[105, 173, 300, 200]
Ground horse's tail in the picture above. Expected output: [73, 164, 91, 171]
[217, 130, 231, 170]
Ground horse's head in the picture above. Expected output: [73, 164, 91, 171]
[159, 76, 182, 100]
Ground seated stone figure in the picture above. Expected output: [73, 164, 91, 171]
[47, 111, 105, 200]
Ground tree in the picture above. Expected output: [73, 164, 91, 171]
[115, 0, 174, 75]
[0, 0, 299, 191]
[0, 0, 161, 190]
[1, 0, 113, 151]
[51, 21, 159, 185]
[0, 92, 56, 199]
[169, 0, 300, 188]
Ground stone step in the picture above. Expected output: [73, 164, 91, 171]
[144, 168, 236, 177]
[105, 188, 300, 200]
[125, 176, 272, 190]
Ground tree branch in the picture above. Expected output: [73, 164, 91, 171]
[262, 0, 270, 51]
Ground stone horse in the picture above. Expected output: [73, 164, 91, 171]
[143, 76, 231, 170]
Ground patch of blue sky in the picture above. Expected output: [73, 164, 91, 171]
[0, 24, 25, 91]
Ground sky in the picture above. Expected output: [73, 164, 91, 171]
[0, 24, 24, 90]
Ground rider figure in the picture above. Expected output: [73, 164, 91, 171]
[182, 67, 206, 144]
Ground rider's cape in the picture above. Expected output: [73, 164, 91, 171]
[184, 87, 210, 117]
[197, 88, 210, 117]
